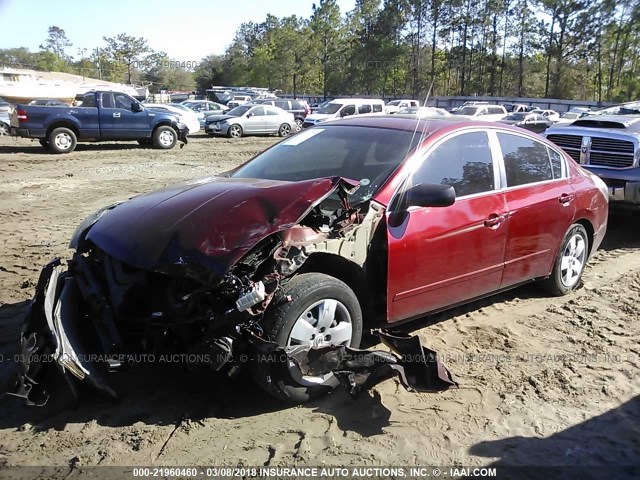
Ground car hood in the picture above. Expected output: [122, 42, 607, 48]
[205, 114, 237, 123]
[86, 176, 357, 284]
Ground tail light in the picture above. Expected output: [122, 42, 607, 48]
[16, 109, 28, 122]
[304, 104, 310, 115]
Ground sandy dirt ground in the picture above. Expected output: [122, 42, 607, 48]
[0, 134, 638, 470]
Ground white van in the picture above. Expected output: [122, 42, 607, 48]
[302, 98, 386, 127]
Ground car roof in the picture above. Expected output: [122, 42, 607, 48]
[320, 114, 516, 135]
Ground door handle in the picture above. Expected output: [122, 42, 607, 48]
[559, 193, 575, 205]
[113, 112, 121, 118]
[484, 213, 507, 228]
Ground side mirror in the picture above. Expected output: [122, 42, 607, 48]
[406, 183, 456, 208]
[388, 183, 455, 227]
[132, 102, 142, 112]
[246, 112, 254, 118]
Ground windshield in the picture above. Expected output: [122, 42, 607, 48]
[316, 103, 342, 114]
[504, 113, 527, 121]
[231, 125, 422, 204]
[452, 106, 479, 116]
[561, 112, 579, 119]
[227, 105, 252, 116]
[387, 100, 401, 106]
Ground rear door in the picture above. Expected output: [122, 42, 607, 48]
[264, 106, 282, 132]
[495, 131, 575, 287]
[386, 130, 508, 322]
[243, 106, 267, 133]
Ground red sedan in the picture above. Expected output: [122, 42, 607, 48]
[14, 116, 608, 405]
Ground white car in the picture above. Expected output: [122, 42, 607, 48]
[530, 109, 560, 122]
[143, 103, 201, 134]
[226, 95, 252, 108]
[386, 99, 420, 114]
[451, 104, 507, 121]
[396, 106, 451, 117]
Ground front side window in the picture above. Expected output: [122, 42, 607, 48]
[114, 94, 133, 110]
[497, 133, 556, 187]
[412, 131, 495, 197]
[341, 105, 356, 116]
[249, 106, 266, 116]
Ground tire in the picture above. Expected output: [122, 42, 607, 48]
[227, 124, 243, 138]
[47, 127, 77, 154]
[0, 122, 8, 136]
[294, 118, 303, 131]
[253, 273, 363, 403]
[278, 123, 292, 137]
[152, 126, 177, 149]
[541, 223, 589, 296]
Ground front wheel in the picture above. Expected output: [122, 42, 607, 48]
[541, 223, 589, 296]
[252, 273, 363, 403]
[48, 127, 77, 154]
[0, 122, 8, 136]
[152, 126, 177, 149]
[227, 124, 243, 138]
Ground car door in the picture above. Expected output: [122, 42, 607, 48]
[106, 93, 149, 138]
[243, 106, 267, 133]
[495, 131, 575, 287]
[386, 130, 508, 323]
[264, 106, 282, 133]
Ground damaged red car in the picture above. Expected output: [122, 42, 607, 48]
[11, 116, 609, 405]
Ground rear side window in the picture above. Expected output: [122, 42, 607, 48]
[82, 95, 96, 107]
[373, 104, 383, 113]
[497, 133, 556, 186]
[413, 131, 495, 197]
[275, 100, 289, 110]
[359, 104, 372, 114]
[101, 93, 114, 108]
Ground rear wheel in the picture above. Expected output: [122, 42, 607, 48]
[48, 127, 77, 154]
[541, 223, 589, 296]
[252, 273, 363, 403]
[278, 123, 292, 136]
[0, 122, 8, 136]
[294, 118, 303, 131]
[152, 126, 177, 149]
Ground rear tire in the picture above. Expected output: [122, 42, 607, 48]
[252, 273, 363, 403]
[278, 123, 292, 136]
[152, 126, 177, 149]
[541, 223, 589, 296]
[0, 122, 8, 136]
[48, 127, 77, 154]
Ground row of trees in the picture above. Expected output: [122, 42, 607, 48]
[2, 0, 640, 102]
[0, 27, 195, 92]
[194, 0, 640, 102]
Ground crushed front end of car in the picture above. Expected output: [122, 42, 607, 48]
[8, 176, 456, 406]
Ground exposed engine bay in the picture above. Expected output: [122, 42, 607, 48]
[8, 176, 457, 406]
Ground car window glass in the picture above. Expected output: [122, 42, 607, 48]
[342, 105, 356, 116]
[265, 107, 279, 116]
[497, 133, 554, 186]
[114, 94, 132, 110]
[548, 147, 564, 179]
[275, 100, 288, 109]
[82, 95, 96, 107]
[413, 131, 495, 197]
[250, 106, 266, 116]
[101, 93, 114, 108]
[359, 104, 372, 114]
[373, 104, 383, 112]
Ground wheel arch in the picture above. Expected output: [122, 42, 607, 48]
[46, 121, 79, 138]
[573, 217, 595, 257]
[294, 252, 375, 324]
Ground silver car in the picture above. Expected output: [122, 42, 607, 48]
[205, 104, 296, 138]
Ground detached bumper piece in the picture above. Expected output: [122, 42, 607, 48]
[245, 329, 458, 398]
[8, 259, 117, 406]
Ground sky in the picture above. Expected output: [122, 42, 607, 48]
[0, 0, 356, 62]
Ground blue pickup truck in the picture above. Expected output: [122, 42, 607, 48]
[10, 91, 188, 153]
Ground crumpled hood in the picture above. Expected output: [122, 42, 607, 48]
[86, 176, 355, 282]
[205, 114, 237, 124]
